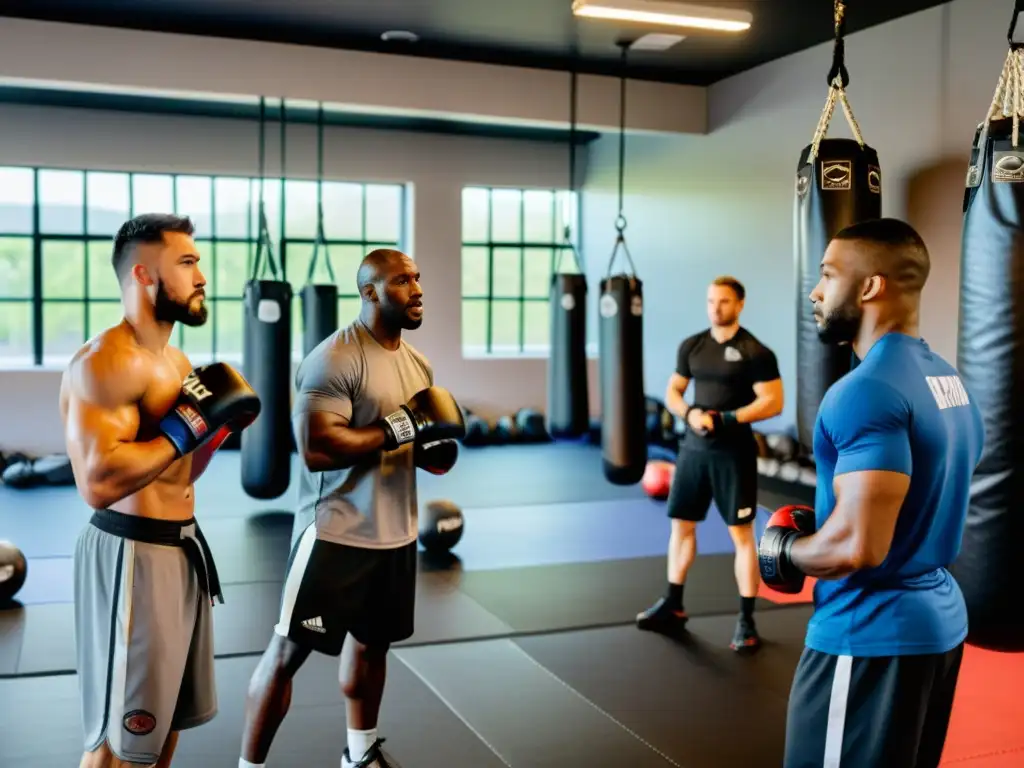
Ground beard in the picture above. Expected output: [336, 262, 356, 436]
[382, 302, 422, 331]
[154, 280, 207, 327]
[815, 298, 861, 345]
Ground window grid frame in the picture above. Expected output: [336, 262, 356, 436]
[0, 165, 406, 366]
[461, 185, 579, 357]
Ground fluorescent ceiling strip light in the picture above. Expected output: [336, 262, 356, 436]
[572, 0, 752, 32]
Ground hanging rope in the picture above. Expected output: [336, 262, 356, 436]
[555, 68, 585, 276]
[307, 102, 336, 284]
[809, 0, 866, 160]
[251, 96, 282, 281]
[978, 2, 1024, 149]
[604, 42, 638, 279]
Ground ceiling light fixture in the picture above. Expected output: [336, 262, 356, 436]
[571, 0, 752, 33]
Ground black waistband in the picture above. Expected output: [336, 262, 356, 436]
[90, 509, 224, 606]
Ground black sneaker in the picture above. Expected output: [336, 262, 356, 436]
[342, 738, 402, 768]
[636, 597, 689, 636]
[730, 616, 761, 654]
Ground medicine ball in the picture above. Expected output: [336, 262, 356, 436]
[642, 461, 675, 501]
[419, 500, 464, 553]
[0, 541, 27, 604]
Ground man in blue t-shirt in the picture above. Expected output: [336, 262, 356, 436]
[757, 218, 984, 768]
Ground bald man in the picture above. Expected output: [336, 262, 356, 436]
[239, 249, 465, 768]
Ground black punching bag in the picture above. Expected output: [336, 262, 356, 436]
[301, 283, 337, 357]
[241, 279, 293, 499]
[547, 273, 589, 439]
[794, 138, 881, 451]
[953, 113, 1024, 651]
[599, 275, 646, 485]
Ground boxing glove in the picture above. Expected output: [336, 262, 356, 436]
[159, 363, 261, 458]
[706, 410, 738, 432]
[758, 504, 816, 594]
[415, 439, 459, 476]
[375, 386, 466, 451]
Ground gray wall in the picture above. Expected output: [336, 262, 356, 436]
[580, 0, 1011, 435]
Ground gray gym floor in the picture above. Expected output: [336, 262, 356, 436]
[0, 442, 818, 766]
[0, 606, 815, 767]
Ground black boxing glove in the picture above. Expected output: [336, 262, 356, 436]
[375, 386, 467, 452]
[415, 439, 458, 475]
[159, 363, 261, 458]
[706, 410, 738, 432]
[758, 504, 816, 594]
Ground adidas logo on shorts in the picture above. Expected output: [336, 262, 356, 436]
[301, 616, 326, 634]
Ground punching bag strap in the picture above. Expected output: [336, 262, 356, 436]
[554, 68, 585, 278]
[809, 1, 867, 161]
[978, 48, 1024, 150]
[604, 42, 638, 281]
[307, 102, 336, 285]
[251, 96, 282, 282]
[977, 0, 1024, 151]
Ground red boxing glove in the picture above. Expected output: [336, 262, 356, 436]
[758, 504, 816, 594]
[189, 425, 232, 483]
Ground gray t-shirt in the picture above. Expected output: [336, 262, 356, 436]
[291, 319, 433, 549]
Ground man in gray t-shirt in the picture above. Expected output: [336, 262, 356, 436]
[238, 249, 466, 768]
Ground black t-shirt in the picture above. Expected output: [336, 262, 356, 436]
[676, 327, 780, 451]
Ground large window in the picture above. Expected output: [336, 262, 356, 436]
[0, 165, 405, 367]
[461, 186, 579, 357]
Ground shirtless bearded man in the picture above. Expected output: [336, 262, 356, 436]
[60, 213, 260, 767]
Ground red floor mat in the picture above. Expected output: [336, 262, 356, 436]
[941, 644, 1024, 765]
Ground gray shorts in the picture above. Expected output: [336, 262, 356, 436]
[74, 510, 223, 764]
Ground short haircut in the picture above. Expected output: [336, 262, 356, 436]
[832, 217, 931, 294]
[112, 213, 195, 283]
[711, 275, 745, 301]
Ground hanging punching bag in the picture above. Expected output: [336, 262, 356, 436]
[241, 278, 293, 499]
[599, 268, 646, 485]
[547, 271, 589, 439]
[599, 46, 646, 485]
[952, 33, 1024, 650]
[794, 2, 881, 453]
[301, 283, 337, 356]
[794, 139, 881, 449]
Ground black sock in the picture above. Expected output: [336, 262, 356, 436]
[741, 596, 756, 620]
[666, 582, 684, 610]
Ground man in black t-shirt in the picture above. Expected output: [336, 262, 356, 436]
[637, 276, 784, 652]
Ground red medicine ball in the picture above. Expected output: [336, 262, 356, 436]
[642, 460, 675, 501]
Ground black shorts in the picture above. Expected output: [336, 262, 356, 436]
[273, 523, 417, 655]
[667, 445, 758, 526]
[784, 644, 964, 768]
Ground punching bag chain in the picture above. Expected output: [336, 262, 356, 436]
[555, 69, 585, 275]
[252, 97, 281, 282]
[810, 1, 866, 160]
[605, 42, 637, 279]
[307, 102, 336, 284]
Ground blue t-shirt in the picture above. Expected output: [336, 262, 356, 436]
[806, 333, 984, 657]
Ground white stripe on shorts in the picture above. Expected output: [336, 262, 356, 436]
[273, 524, 318, 637]
[823, 654, 853, 767]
